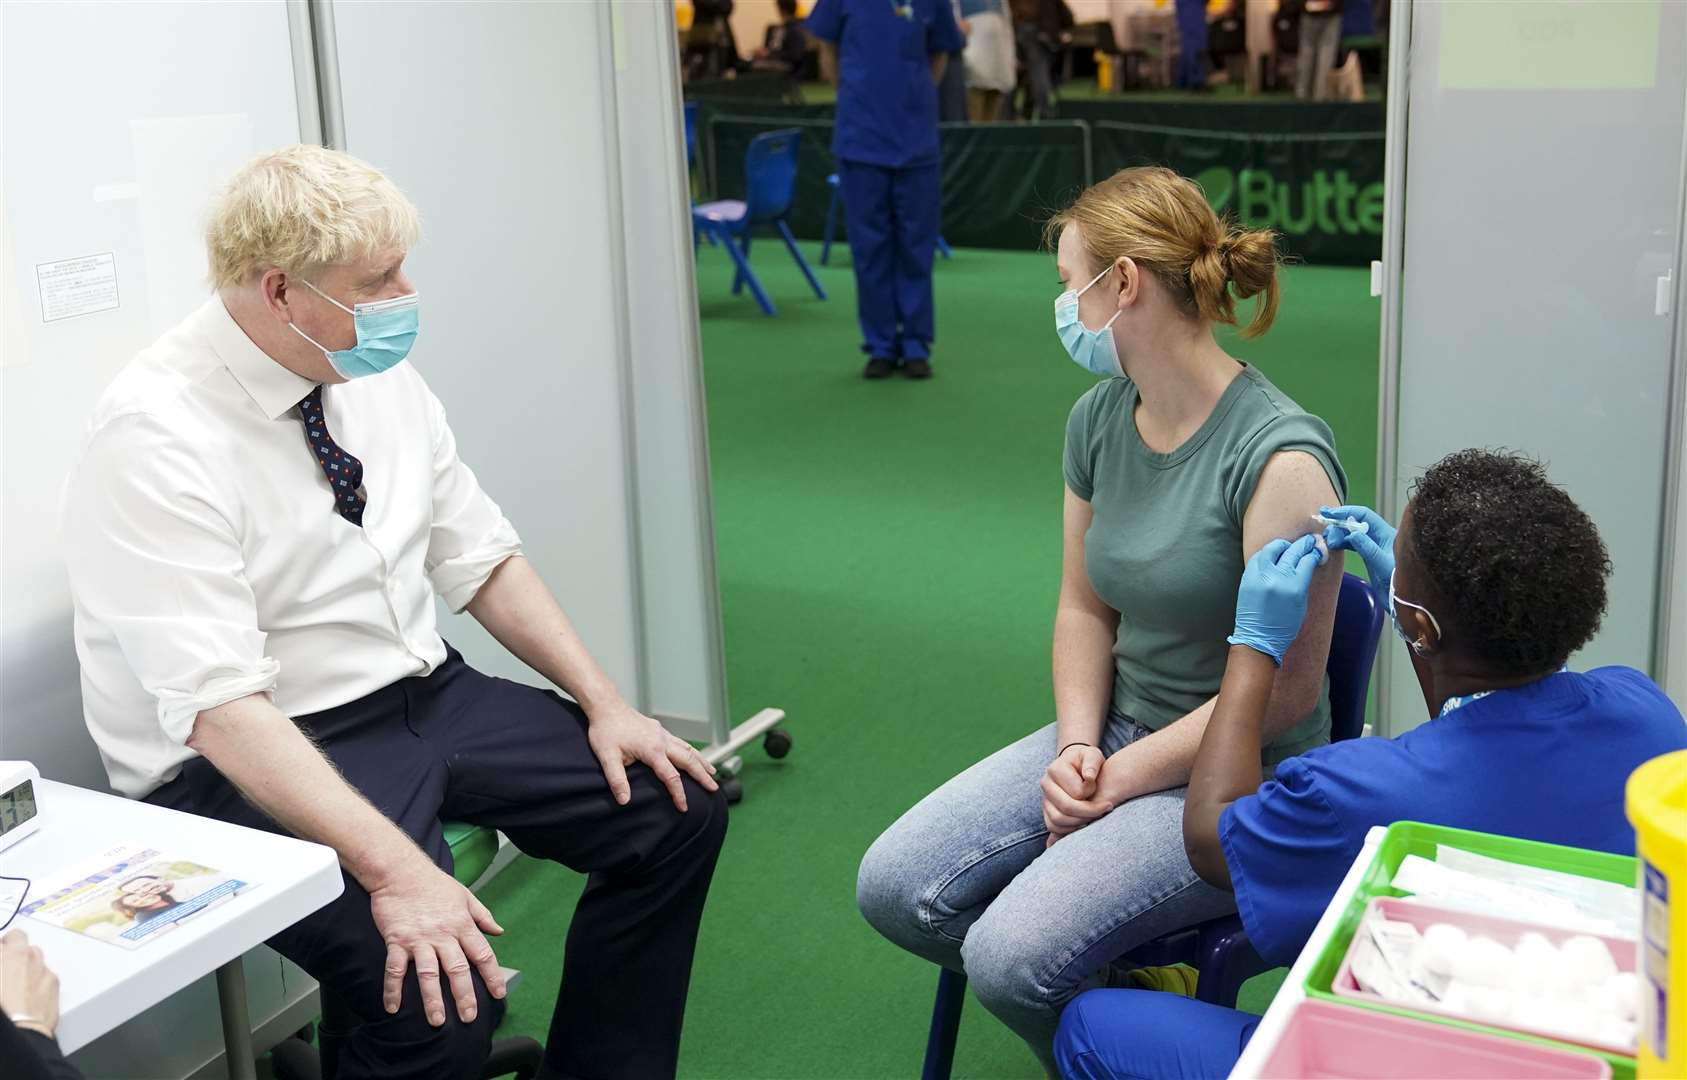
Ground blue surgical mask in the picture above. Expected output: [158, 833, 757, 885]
[290, 279, 420, 379]
[1054, 262, 1123, 378]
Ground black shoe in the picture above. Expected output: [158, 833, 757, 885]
[902, 359, 933, 379]
[863, 357, 896, 380]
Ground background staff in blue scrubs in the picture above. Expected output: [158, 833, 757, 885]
[807, 0, 964, 380]
[1173, 0, 1209, 90]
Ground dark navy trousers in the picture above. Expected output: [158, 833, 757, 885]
[838, 158, 941, 363]
[147, 646, 728, 1080]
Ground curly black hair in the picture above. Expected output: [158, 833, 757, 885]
[1405, 449, 1610, 676]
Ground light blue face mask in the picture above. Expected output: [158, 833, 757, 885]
[1054, 262, 1123, 379]
[290, 279, 420, 380]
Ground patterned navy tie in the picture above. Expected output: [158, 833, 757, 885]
[297, 386, 366, 527]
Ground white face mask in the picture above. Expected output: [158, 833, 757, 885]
[1053, 263, 1123, 379]
[1389, 569, 1443, 655]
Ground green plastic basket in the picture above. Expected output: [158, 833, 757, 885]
[1302, 821, 1638, 1080]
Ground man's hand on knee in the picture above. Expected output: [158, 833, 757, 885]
[368, 858, 507, 1027]
[585, 698, 719, 811]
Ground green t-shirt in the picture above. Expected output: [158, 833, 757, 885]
[1063, 365, 1347, 765]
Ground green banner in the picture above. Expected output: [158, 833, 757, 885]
[1090, 122, 1384, 265]
[703, 117, 1090, 252]
[1058, 99, 1384, 135]
[696, 105, 1384, 264]
[683, 73, 793, 104]
[937, 122, 1089, 251]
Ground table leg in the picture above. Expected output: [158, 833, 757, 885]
[215, 956, 258, 1080]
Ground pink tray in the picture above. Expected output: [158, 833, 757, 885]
[1331, 897, 1638, 1056]
[1256, 1000, 1610, 1079]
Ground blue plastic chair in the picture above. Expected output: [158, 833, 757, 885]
[918, 572, 1384, 1080]
[691, 128, 826, 316]
[820, 172, 953, 266]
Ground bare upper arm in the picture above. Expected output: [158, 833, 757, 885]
[1242, 451, 1343, 713]
[1060, 484, 1114, 618]
[1241, 450, 1340, 551]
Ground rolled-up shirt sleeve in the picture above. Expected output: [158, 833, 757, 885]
[423, 391, 523, 612]
[62, 415, 279, 747]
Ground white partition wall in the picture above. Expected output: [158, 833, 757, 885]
[332, 0, 643, 695]
[0, 0, 304, 790]
[327, 1, 751, 750]
[1376, 0, 1687, 733]
[609, 4, 736, 740]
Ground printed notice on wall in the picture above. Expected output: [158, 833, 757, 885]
[36, 252, 120, 323]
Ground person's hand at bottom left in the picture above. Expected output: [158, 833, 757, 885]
[0, 930, 60, 1039]
[367, 858, 507, 1028]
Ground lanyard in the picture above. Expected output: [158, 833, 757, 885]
[1438, 666, 1571, 718]
[890, 0, 913, 18]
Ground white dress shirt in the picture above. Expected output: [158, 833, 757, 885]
[62, 298, 523, 798]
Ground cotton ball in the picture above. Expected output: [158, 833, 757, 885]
[1438, 983, 1469, 1014]
[1514, 994, 1585, 1039]
[1511, 992, 1559, 1030]
[1560, 935, 1619, 987]
[1576, 984, 1618, 1020]
[1605, 971, 1640, 1022]
[1420, 923, 1467, 978]
[1463, 984, 1514, 1021]
[1453, 935, 1515, 989]
[1513, 932, 1568, 996]
[1599, 1017, 1639, 1050]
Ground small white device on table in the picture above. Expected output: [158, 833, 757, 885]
[0, 770, 342, 1080]
[0, 760, 43, 854]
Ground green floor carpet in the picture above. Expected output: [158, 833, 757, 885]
[475, 243, 1379, 1078]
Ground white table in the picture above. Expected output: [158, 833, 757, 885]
[1229, 825, 1386, 1079]
[0, 779, 342, 1079]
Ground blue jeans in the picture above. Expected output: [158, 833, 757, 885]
[1055, 990, 1259, 1079]
[856, 716, 1237, 1069]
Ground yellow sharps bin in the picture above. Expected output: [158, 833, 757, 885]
[1628, 749, 1687, 1078]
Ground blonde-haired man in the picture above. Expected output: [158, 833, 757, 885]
[61, 145, 726, 1080]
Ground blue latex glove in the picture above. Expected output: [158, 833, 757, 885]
[1229, 534, 1328, 664]
[1319, 504, 1397, 598]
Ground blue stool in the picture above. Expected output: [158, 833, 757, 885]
[918, 573, 1384, 1080]
[692, 128, 826, 316]
[820, 172, 952, 266]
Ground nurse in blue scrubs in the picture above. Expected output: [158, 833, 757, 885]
[807, 0, 964, 380]
[1054, 449, 1687, 1080]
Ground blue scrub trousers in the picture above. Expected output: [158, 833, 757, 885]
[837, 157, 940, 363]
[1054, 989, 1260, 1080]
